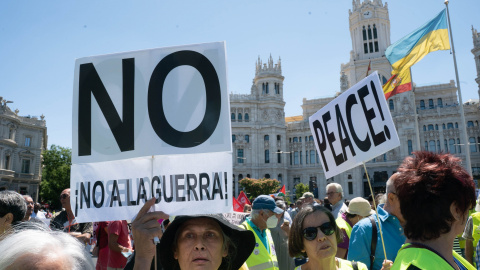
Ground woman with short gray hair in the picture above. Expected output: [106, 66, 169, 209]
[0, 190, 26, 236]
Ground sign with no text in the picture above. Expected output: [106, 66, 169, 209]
[309, 72, 400, 179]
[71, 42, 232, 222]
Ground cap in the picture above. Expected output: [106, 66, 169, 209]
[252, 195, 284, 214]
[347, 197, 375, 216]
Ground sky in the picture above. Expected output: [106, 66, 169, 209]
[1, 0, 479, 150]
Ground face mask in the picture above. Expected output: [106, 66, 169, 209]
[266, 215, 279, 228]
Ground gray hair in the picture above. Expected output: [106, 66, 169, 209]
[0, 226, 94, 269]
[326, 183, 344, 198]
[275, 200, 286, 210]
[386, 173, 398, 195]
[0, 191, 27, 224]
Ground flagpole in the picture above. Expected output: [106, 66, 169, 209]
[410, 67, 422, 151]
[445, 0, 472, 176]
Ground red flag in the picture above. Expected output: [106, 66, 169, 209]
[279, 185, 286, 195]
[366, 60, 371, 77]
[237, 191, 251, 207]
[233, 197, 243, 212]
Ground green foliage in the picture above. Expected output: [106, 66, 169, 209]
[295, 183, 310, 200]
[239, 178, 280, 200]
[40, 145, 71, 210]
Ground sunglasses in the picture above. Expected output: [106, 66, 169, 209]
[303, 222, 335, 240]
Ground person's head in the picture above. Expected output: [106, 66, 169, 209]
[295, 199, 303, 210]
[250, 195, 284, 230]
[289, 205, 342, 260]
[34, 203, 41, 214]
[159, 214, 255, 270]
[375, 193, 386, 207]
[60, 189, 70, 209]
[326, 183, 343, 205]
[346, 197, 374, 226]
[395, 151, 476, 241]
[290, 203, 295, 209]
[243, 204, 252, 213]
[302, 192, 315, 205]
[0, 191, 27, 234]
[382, 173, 404, 224]
[0, 227, 94, 269]
[23, 195, 34, 218]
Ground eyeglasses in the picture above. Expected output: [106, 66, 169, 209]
[326, 192, 339, 196]
[60, 194, 69, 200]
[303, 222, 335, 240]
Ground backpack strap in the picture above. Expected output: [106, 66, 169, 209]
[368, 216, 378, 270]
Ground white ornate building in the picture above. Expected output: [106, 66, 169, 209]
[0, 97, 47, 202]
[231, 0, 480, 201]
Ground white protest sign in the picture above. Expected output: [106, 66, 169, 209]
[71, 42, 232, 222]
[309, 72, 400, 179]
[222, 212, 249, 225]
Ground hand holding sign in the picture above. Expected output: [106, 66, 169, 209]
[131, 197, 169, 265]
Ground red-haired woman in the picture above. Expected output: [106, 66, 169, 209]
[391, 151, 476, 270]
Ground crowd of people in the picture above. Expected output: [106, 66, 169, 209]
[0, 151, 478, 269]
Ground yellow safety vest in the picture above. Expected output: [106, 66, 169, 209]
[240, 221, 279, 270]
[335, 216, 353, 238]
[391, 243, 475, 270]
[294, 258, 368, 269]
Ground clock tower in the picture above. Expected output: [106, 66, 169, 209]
[340, 0, 392, 89]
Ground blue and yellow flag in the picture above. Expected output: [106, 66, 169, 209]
[385, 9, 450, 73]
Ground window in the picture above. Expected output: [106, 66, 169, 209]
[389, 100, 394, 111]
[262, 83, 266, 94]
[277, 135, 281, 141]
[294, 151, 299, 165]
[458, 139, 461, 153]
[348, 182, 353, 195]
[238, 113, 242, 122]
[437, 140, 440, 153]
[265, 150, 270, 163]
[264, 135, 269, 141]
[428, 99, 434, 109]
[231, 113, 235, 121]
[455, 122, 458, 129]
[277, 150, 281, 163]
[373, 24, 377, 39]
[470, 137, 477, 153]
[424, 141, 428, 151]
[305, 151, 308, 164]
[299, 137, 302, 142]
[24, 137, 31, 147]
[316, 152, 319, 163]
[437, 98, 443, 107]
[4, 155, 10, 170]
[245, 113, 249, 122]
[442, 124, 446, 130]
[238, 174, 243, 181]
[374, 41, 379, 52]
[293, 137, 298, 142]
[300, 151, 303, 164]
[19, 187, 27, 195]
[444, 139, 448, 152]
[232, 135, 236, 143]
[449, 139, 456, 153]
[305, 136, 308, 142]
[290, 152, 292, 165]
[237, 149, 244, 163]
[364, 43, 369, 54]
[435, 124, 438, 130]
[309, 135, 313, 141]
[245, 135, 249, 143]
[275, 83, 280, 94]
[265, 174, 270, 179]
[21, 159, 31, 174]
[408, 140, 413, 155]
[278, 174, 282, 182]
[420, 100, 425, 110]
[447, 123, 454, 129]
[468, 121, 474, 127]
[428, 124, 434, 131]
[265, 83, 269, 94]
[368, 25, 372, 39]
[369, 42, 373, 52]
[363, 26, 367, 41]
[8, 128, 14, 139]
[429, 140, 436, 153]
[247, 174, 250, 178]
[423, 125, 426, 131]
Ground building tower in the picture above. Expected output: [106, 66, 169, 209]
[341, 0, 392, 88]
[472, 26, 480, 99]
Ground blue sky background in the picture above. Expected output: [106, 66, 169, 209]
[1, 0, 478, 149]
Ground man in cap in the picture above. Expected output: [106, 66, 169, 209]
[335, 197, 374, 259]
[240, 195, 284, 270]
[302, 192, 319, 206]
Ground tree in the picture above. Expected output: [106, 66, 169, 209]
[239, 178, 280, 200]
[40, 145, 72, 210]
[295, 183, 310, 200]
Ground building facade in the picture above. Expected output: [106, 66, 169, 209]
[231, 0, 480, 201]
[0, 97, 47, 202]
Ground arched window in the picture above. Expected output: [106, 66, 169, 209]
[262, 83, 266, 94]
[265, 150, 270, 163]
[232, 135, 236, 143]
[435, 124, 438, 130]
[447, 123, 453, 129]
[428, 124, 434, 131]
[437, 140, 441, 153]
[423, 125, 426, 131]
[373, 24, 378, 39]
[265, 82, 269, 94]
[277, 135, 281, 141]
[244, 113, 249, 122]
[293, 137, 298, 142]
[408, 140, 413, 155]
[362, 26, 367, 41]
[389, 100, 394, 111]
[247, 174, 250, 178]
[309, 135, 313, 141]
[437, 98, 443, 107]
[368, 25, 372, 39]
[468, 121, 474, 127]
[420, 100, 425, 110]
[238, 174, 243, 181]
[231, 113, 235, 121]
[444, 139, 448, 152]
[455, 122, 458, 128]
[264, 135, 269, 141]
[428, 99, 434, 109]
[277, 150, 281, 163]
[429, 140, 436, 153]
[299, 137, 302, 142]
[442, 123, 446, 129]
[265, 174, 270, 179]
[310, 150, 315, 164]
[245, 135, 249, 143]
[278, 174, 282, 182]
[449, 139, 456, 153]
[238, 113, 242, 121]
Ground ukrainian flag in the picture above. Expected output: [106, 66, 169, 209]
[385, 9, 450, 73]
